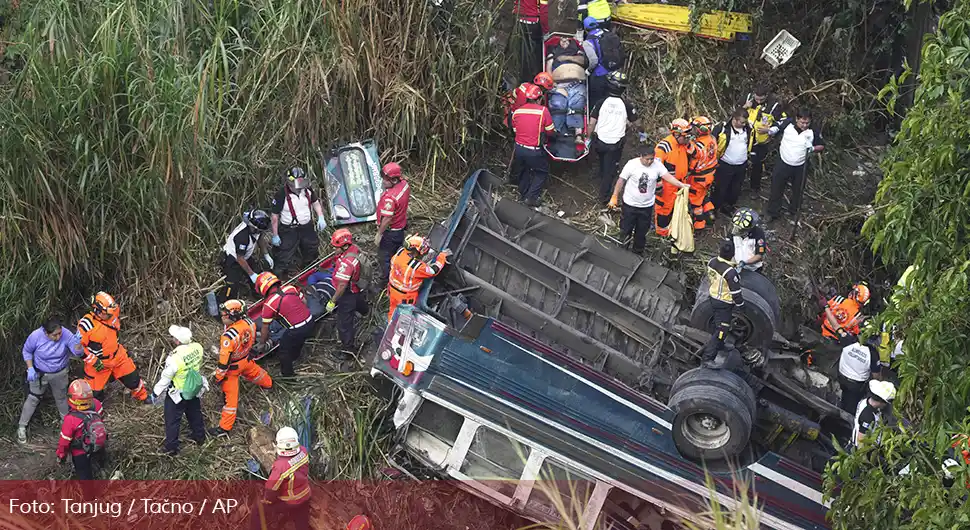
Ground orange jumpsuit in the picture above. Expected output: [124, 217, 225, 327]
[688, 134, 718, 229]
[387, 249, 449, 321]
[77, 313, 148, 400]
[215, 317, 272, 431]
[653, 134, 692, 237]
[821, 295, 862, 339]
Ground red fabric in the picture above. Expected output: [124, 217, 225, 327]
[333, 245, 362, 293]
[506, 85, 530, 117]
[511, 103, 555, 147]
[377, 180, 410, 230]
[261, 285, 311, 327]
[57, 399, 104, 458]
[514, 0, 549, 33]
[265, 447, 311, 506]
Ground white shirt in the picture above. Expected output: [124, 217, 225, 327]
[721, 126, 749, 165]
[618, 158, 664, 208]
[593, 97, 631, 144]
[839, 342, 873, 382]
[772, 122, 815, 166]
[851, 399, 883, 449]
[223, 222, 258, 260]
[732, 236, 762, 270]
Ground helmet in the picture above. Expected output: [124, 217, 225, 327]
[404, 234, 430, 255]
[275, 426, 301, 456]
[850, 283, 871, 305]
[243, 209, 271, 231]
[219, 299, 247, 320]
[285, 167, 309, 193]
[868, 380, 896, 403]
[347, 515, 373, 530]
[583, 16, 600, 31]
[68, 379, 94, 411]
[731, 207, 759, 233]
[533, 72, 555, 91]
[331, 228, 354, 248]
[382, 162, 403, 180]
[91, 291, 120, 321]
[523, 83, 543, 101]
[670, 118, 691, 136]
[607, 71, 628, 91]
[254, 272, 280, 296]
[691, 115, 713, 135]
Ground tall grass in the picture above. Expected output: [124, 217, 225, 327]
[0, 0, 506, 386]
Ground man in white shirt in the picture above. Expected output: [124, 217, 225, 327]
[269, 167, 328, 277]
[589, 71, 638, 204]
[836, 333, 881, 413]
[764, 109, 825, 222]
[711, 109, 752, 215]
[608, 147, 682, 254]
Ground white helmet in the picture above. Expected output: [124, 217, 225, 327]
[869, 380, 897, 403]
[275, 426, 300, 456]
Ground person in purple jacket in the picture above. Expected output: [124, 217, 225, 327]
[16, 317, 83, 444]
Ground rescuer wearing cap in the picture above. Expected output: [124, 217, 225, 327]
[510, 83, 557, 207]
[251, 426, 312, 530]
[254, 271, 314, 377]
[327, 229, 370, 355]
[374, 162, 411, 290]
[153, 325, 209, 456]
[652, 119, 693, 237]
[387, 234, 452, 321]
[269, 167, 328, 277]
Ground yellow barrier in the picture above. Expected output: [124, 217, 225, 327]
[613, 4, 753, 41]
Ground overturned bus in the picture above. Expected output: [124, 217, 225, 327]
[369, 170, 846, 529]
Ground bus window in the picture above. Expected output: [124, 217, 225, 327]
[405, 400, 465, 466]
[527, 458, 596, 522]
[459, 426, 532, 498]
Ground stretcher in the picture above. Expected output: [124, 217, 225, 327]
[319, 139, 383, 227]
[248, 253, 336, 361]
[613, 4, 752, 42]
[543, 33, 591, 162]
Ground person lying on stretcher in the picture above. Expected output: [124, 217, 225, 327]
[545, 38, 588, 82]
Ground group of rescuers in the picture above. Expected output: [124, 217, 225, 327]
[15, 161, 443, 530]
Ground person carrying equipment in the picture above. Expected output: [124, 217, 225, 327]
[17, 317, 83, 444]
[510, 84, 557, 206]
[513, 0, 549, 83]
[374, 162, 411, 291]
[730, 207, 767, 272]
[251, 426, 312, 530]
[388, 235, 453, 321]
[217, 209, 273, 304]
[687, 116, 718, 229]
[851, 380, 896, 450]
[821, 283, 870, 340]
[836, 333, 881, 413]
[210, 300, 272, 436]
[653, 119, 693, 237]
[701, 239, 744, 367]
[254, 272, 313, 377]
[57, 379, 107, 480]
[77, 292, 151, 403]
[269, 167, 328, 277]
[329, 229, 370, 354]
[581, 17, 625, 106]
[153, 325, 209, 456]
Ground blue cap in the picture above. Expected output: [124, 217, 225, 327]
[583, 16, 600, 30]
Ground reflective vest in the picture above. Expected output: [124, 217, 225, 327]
[389, 249, 448, 293]
[689, 135, 718, 175]
[587, 0, 612, 20]
[822, 296, 862, 339]
[219, 318, 255, 369]
[170, 343, 204, 391]
[77, 313, 126, 361]
[654, 134, 691, 181]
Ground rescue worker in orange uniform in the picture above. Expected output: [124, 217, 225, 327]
[251, 426, 312, 530]
[387, 235, 452, 321]
[329, 229, 370, 353]
[374, 162, 411, 290]
[821, 283, 870, 340]
[687, 116, 718, 229]
[210, 300, 272, 436]
[76, 292, 151, 403]
[653, 119, 693, 236]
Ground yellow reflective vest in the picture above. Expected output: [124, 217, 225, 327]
[171, 343, 204, 391]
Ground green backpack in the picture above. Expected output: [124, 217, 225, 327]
[180, 368, 204, 400]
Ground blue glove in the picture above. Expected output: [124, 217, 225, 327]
[26, 367, 37, 382]
[271, 234, 281, 247]
[316, 217, 327, 232]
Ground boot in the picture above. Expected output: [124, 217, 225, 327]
[16, 426, 26, 444]
[207, 427, 230, 438]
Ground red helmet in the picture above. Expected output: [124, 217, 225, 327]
[255, 272, 280, 297]
[331, 228, 353, 248]
[533, 72, 555, 91]
[91, 291, 120, 322]
[346, 515, 372, 530]
[523, 83, 543, 101]
[68, 379, 94, 411]
[382, 162, 403, 180]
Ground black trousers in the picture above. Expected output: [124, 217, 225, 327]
[748, 143, 771, 191]
[513, 145, 549, 202]
[278, 324, 312, 377]
[702, 300, 734, 362]
[595, 137, 625, 203]
[72, 449, 106, 480]
[620, 203, 653, 253]
[249, 500, 311, 530]
[838, 375, 867, 414]
[766, 160, 806, 217]
[518, 21, 543, 84]
[164, 395, 206, 454]
[588, 75, 608, 108]
[711, 162, 746, 211]
[336, 291, 370, 349]
[275, 223, 318, 277]
[219, 254, 258, 304]
[378, 229, 406, 289]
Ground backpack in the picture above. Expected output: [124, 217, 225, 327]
[595, 31, 625, 71]
[180, 367, 204, 400]
[69, 411, 107, 454]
